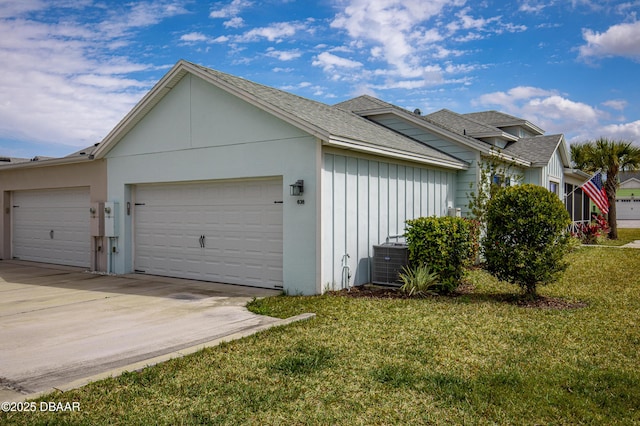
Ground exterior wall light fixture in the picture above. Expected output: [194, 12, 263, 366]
[290, 180, 304, 196]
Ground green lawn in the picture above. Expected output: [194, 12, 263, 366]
[599, 228, 640, 246]
[2, 247, 640, 425]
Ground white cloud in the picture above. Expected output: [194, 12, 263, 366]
[224, 17, 245, 28]
[579, 21, 640, 60]
[518, 1, 553, 13]
[237, 21, 306, 42]
[180, 32, 208, 42]
[473, 86, 602, 137]
[329, 0, 525, 86]
[99, 1, 189, 38]
[312, 51, 363, 72]
[598, 120, 640, 142]
[602, 99, 628, 111]
[266, 48, 302, 61]
[331, 0, 462, 77]
[210, 0, 252, 19]
[0, 2, 187, 152]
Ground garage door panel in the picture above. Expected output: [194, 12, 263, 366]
[616, 198, 640, 220]
[13, 188, 90, 268]
[134, 178, 283, 288]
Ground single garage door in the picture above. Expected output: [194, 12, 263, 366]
[616, 198, 640, 220]
[12, 187, 91, 267]
[134, 178, 283, 288]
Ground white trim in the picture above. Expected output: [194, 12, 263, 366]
[325, 137, 468, 170]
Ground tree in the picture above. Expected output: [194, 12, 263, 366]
[482, 184, 572, 298]
[467, 155, 523, 225]
[570, 138, 640, 239]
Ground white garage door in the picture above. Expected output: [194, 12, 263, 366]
[12, 188, 91, 267]
[134, 178, 283, 288]
[617, 198, 640, 220]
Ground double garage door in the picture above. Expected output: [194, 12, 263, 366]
[12, 187, 91, 268]
[134, 178, 283, 289]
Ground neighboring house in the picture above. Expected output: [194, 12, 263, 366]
[0, 60, 589, 294]
[335, 95, 590, 224]
[615, 171, 640, 220]
[0, 145, 108, 271]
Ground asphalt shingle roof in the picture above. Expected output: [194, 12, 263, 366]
[425, 109, 504, 138]
[502, 134, 563, 165]
[191, 64, 466, 168]
[464, 110, 544, 135]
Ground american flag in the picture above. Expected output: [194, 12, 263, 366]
[581, 172, 609, 215]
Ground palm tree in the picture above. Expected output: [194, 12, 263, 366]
[570, 138, 640, 239]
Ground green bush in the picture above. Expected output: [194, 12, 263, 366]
[482, 184, 572, 297]
[404, 216, 480, 293]
[398, 264, 439, 297]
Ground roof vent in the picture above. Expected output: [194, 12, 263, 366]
[31, 156, 40, 161]
[413, 108, 421, 115]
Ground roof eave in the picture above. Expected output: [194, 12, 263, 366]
[358, 108, 498, 156]
[0, 155, 94, 170]
[483, 149, 531, 168]
[326, 136, 469, 170]
[94, 60, 331, 159]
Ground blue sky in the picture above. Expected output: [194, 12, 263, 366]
[1, 0, 639, 158]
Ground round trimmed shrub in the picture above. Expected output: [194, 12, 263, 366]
[405, 216, 480, 293]
[482, 184, 571, 297]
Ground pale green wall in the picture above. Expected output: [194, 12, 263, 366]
[106, 73, 321, 295]
[321, 152, 457, 290]
[369, 114, 477, 216]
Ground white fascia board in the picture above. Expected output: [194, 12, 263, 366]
[361, 108, 495, 154]
[474, 131, 519, 142]
[0, 155, 93, 170]
[483, 150, 531, 168]
[564, 168, 591, 179]
[326, 137, 469, 170]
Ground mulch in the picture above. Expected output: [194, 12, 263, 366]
[328, 283, 588, 310]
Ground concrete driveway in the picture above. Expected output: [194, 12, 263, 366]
[0, 261, 310, 402]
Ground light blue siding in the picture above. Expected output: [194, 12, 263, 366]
[371, 114, 477, 215]
[322, 152, 456, 290]
[542, 150, 564, 198]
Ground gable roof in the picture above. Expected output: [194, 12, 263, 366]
[502, 134, 567, 166]
[619, 171, 640, 184]
[426, 109, 518, 142]
[93, 61, 467, 170]
[335, 94, 575, 169]
[335, 95, 525, 163]
[463, 111, 544, 135]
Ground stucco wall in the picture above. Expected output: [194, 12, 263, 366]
[105, 73, 322, 295]
[0, 159, 108, 270]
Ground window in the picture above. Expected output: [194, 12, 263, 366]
[493, 174, 511, 187]
[549, 181, 559, 197]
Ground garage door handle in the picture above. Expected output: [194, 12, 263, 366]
[50, 230, 54, 239]
[199, 235, 206, 248]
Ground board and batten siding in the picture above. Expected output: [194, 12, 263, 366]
[543, 150, 564, 196]
[369, 114, 476, 216]
[322, 152, 456, 291]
